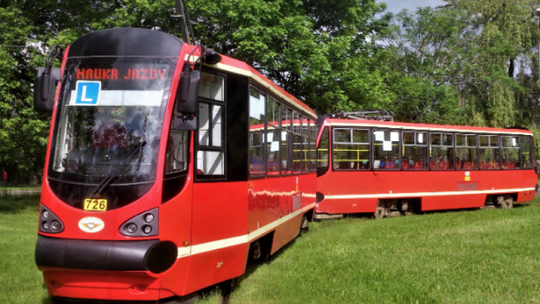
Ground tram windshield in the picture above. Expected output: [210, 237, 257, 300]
[50, 57, 176, 184]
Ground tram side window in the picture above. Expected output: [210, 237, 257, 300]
[479, 135, 500, 169]
[521, 136, 533, 169]
[266, 96, 280, 176]
[280, 107, 292, 175]
[165, 130, 188, 174]
[249, 87, 266, 175]
[501, 136, 520, 169]
[429, 133, 454, 170]
[455, 134, 477, 170]
[317, 127, 329, 169]
[198, 102, 225, 175]
[373, 130, 400, 170]
[301, 120, 310, 174]
[197, 72, 225, 177]
[309, 120, 317, 172]
[334, 128, 370, 170]
[402, 131, 427, 170]
[292, 112, 303, 174]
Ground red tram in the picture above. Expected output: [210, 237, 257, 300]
[315, 118, 537, 219]
[34, 28, 317, 302]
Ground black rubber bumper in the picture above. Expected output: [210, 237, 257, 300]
[35, 235, 177, 273]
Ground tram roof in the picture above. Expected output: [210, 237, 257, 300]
[324, 118, 533, 136]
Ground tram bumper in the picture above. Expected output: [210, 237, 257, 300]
[35, 235, 177, 273]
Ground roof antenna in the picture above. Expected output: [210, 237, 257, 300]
[172, 0, 195, 44]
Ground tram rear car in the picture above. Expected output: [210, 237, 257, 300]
[34, 28, 317, 302]
[315, 118, 537, 219]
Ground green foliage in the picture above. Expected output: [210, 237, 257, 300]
[0, 5, 49, 177]
[3, 0, 540, 173]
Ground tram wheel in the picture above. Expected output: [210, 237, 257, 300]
[219, 279, 235, 304]
[299, 214, 309, 236]
[374, 206, 386, 219]
[501, 195, 514, 209]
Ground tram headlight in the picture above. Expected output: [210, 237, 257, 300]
[39, 205, 64, 234]
[144, 213, 154, 223]
[119, 208, 158, 237]
[125, 223, 138, 234]
[142, 225, 152, 234]
[51, 220, 61, 231]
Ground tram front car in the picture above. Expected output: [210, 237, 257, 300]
[34, 28, 222, 302]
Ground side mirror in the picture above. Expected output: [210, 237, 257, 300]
[175, 68, 200, 116]
[34, 67, 61, 112]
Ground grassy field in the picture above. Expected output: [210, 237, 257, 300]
[2, 195, 540, 303]
[0, 194, 50, 304]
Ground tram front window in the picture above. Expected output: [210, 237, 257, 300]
[50, 57, 174, 184]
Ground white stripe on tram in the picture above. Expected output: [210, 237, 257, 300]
[177, 202, 316, 258]
[324, 187, 536, 200]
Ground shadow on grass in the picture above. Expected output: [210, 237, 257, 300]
[0, 193, 40, 214]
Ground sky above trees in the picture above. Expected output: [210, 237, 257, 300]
[378, 0, 444, 13]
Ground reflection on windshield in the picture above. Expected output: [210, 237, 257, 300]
[50, 57, 174, 183]
[54, 106, 158, 177]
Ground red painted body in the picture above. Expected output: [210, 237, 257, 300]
[37, 29, 316, 302]
[316, 119, 537, 216]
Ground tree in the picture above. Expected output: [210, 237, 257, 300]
[0, 5, 50, 182]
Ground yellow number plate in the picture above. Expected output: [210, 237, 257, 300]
[84, 198, 107, 211]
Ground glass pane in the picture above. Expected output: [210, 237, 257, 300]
[456, 147, 477, 169]
[521, 136, 532, 168]
[198, 73, 224, 101]
[442, 134, 453, 146]
[417, 132, 426, 145]
[212, 105, 223, 147]
[334, 129, 351, 143]
[281, 107, 291, 131]
[333, 143, 370, 170]
[456, 134, 466, 147]
[249, 88, 265, 126]
[479, 135, 489, 147]
[317, 128, 329, 169]
[430, 133, 440, 145]
[403, 132, 414, 145]
[197, 151, 224, 175]
[267, 97, 280, 127]
[489, 135, 499, 147]
[467, 135, 477, 147]
[266, 126, 280, 174]
[402, 146, 428, 170]
[51, 57, 173, 182]
[293, 135, 302, 173]
[310, 120, 317, 139]
[430, 147, 454, 170]
[165, 130, 188, 174]
[198, 103, 210, 146]
[353, 130, 369, 144]
[309, 139, 317, 172]
[479, 148, 500, 169]
[373, 130, 400, 170]
[281, 132, 291, 173]
[293, 112, 301, 134]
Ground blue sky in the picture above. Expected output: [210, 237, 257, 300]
[377, 0, 445, 14]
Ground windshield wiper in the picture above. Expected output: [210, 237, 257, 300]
[89, 113, 148, 199]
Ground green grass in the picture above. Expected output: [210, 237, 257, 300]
[0, 194, 50, 304]
[2, 195, 540, 303]
[200, 199, 540, 304]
